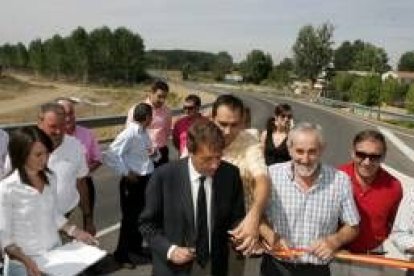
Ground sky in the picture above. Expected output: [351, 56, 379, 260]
[1, 0, 413, 67]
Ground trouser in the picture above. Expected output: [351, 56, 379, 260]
[154, 146, 169, 168]
[191, 260, 212, 276]
[114, 174, 150, 262]
[84, 176, 96, 213]
[407, 270, 414, 276]
[261, 254, 330, 276]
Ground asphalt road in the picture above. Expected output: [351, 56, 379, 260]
[90, 91, 414, 275]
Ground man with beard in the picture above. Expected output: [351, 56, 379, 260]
[259, 122, 360, 276]
[126, 80, 172, 167]
[337, 130, 402, 276]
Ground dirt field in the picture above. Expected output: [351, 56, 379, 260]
[0, 72, 215, 139]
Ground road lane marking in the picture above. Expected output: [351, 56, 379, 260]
[96, 222, 120, 238]
[378, 126, 414, 163]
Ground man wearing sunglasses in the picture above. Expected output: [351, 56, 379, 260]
[173, 94, 206, 157]
[338, 130, 402, 275]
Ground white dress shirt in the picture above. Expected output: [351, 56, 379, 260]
[48, 135, 89, 214]
[0, 171, 67, 256]
[167, 158, 212, 259]
[103, 122, 159, 176]
[0, 129, 9, 180]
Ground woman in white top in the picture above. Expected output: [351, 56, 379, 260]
[0, 127, 97, 276]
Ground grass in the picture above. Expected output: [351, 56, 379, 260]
[383, 119, 414, 129]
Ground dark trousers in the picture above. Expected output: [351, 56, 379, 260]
[114, 174, 150, 262]
[261, 254, 330, 276]
[84, 176, 96, 213]
[154, 146, 169, 168]
[407, 270, 414, 276]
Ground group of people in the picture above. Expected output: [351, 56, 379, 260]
[0, 99, 101, 275]
[0, 78, 413, 276]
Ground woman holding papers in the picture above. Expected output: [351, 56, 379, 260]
[0, 127, 97, 276]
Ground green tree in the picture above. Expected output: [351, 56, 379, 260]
[405, 84, 414, 113]
[331, 72, 356, 101]
[240, 49, 273, 84]
[43, 34, 67, 78]
[352, 44, 390, 73]
[182, 63, 192, 80]
[88, 26, 114, 82]
[350, 76, 381, 106]
[334, 41, 355, 70]
[398, 51, 414, 72]
[112, 27, 145, 83]
[28, 39, 45, 75]
[212, 51, 233, 81]
[381, 78, 409, 105]
[67, 27, 90, 82]
[292, 23, 334, 85]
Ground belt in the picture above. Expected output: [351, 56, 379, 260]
[274, 258, 328, 268]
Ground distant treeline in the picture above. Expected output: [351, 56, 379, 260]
[0, 26, 234, 83]
[147, 50, 217, 71]
[0, 26, 146, 83]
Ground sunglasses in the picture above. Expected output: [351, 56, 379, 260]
[183, 105, 196, 111]
[354, 151, 383, 162]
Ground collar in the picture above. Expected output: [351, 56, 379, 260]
[188, 157, 203, 183]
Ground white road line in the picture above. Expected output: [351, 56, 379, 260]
[378, 126, 414, 163]
[96, 222, 120, 238]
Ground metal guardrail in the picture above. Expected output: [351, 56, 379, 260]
[315, 97, 414, 122]
[0, 103, 212, 133]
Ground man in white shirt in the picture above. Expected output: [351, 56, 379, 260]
[0, 128, 9, 180]
[103, 103, 159, 268]
[37, 103, 95, 235]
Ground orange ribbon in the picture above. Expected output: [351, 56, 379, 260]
[268, 247, 414, 270]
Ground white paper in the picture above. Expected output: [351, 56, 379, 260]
[34, 241, 106, 276]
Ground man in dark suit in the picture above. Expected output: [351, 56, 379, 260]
[139, 120, 246, 276]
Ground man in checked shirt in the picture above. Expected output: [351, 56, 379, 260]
[259, 122, 360, 276]
[391, 185, 414, 276]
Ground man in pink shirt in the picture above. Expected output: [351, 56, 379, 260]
[57, 98, 102, 230]
[172, 94, 206, 157]
[127, 80, 172, 167]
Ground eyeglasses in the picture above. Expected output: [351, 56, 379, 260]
[183, 105, 196, 111]
[354, 151, 383, 162]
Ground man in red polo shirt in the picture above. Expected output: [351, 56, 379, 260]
[338, 129, 402, 275]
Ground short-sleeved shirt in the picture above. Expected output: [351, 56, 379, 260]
[391, 185, 414, 256]
[48, 135, 89, 214]
[74, 125, 102, 168]
[339, 162, 402, 253]
[222, 130, 267, 209]
[267, 162, 360, 264]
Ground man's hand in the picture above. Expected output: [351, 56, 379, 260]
[84, 217, 97, 236]
[23, 257, 42, 276]
[73, 227, 99, 246]
[262, 238, 301, 260]
[228, 212, 260, 255]
[310, 236, 340, 261]
[169, 247, 195, 265]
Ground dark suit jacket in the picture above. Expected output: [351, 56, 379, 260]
[139, 158, 245, 276]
